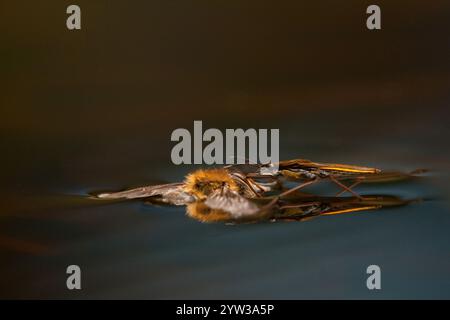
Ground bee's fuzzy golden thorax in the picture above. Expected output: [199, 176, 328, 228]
[184, 168, 239, 199]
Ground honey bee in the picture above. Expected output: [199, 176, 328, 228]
[96, 168, 263, 217]
[94, 158, 407, 222]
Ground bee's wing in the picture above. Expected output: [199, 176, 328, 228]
[275, 159, 381, 182]
[224, 163, 264, 175]
[94, 182, 194, 205]
[203, 189, 260, 218]
[277, 159, 380, 175]
[351, 170, 427, 183]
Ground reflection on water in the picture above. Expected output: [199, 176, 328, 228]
[162, 194, 414, 224]
[90, 163, 423, 224]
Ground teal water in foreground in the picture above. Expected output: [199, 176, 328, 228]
[2, 115, 450, 299]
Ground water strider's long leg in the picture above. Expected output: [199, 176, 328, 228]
[262, 179, 319, 209]
[329, 175, 362, 199]
[277, 179, 319, 198]
[335, 180, 362, 196]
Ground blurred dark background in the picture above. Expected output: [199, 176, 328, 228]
[1, 1, 449, 299]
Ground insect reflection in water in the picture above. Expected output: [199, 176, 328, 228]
[92, 158, 423, 224]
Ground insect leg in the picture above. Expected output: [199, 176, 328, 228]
[335, 180, 362, 196]
[262, 178, 320, 209]
[329, 175, 362, 199]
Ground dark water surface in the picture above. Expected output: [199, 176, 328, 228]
[1, 1, 450, 298]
